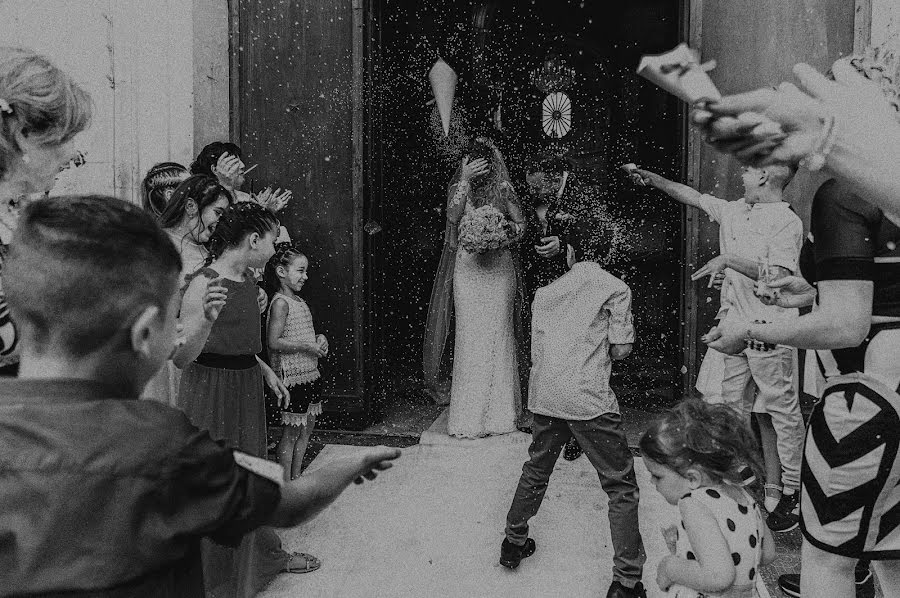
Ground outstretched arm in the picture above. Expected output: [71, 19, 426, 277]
[632, 168, 703, 209]
[268, 447, 401, 527]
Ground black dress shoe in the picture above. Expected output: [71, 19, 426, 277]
[499, 537, 536, 570]
[563, 437, 583, 461]
[606, 580, 647, 598]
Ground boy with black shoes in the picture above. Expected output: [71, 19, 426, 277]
[501, 218, 647, 598]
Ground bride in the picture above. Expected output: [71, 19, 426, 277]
[423, 137, 526, 438]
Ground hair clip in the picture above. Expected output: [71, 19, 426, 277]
[0, 99, 12, 114]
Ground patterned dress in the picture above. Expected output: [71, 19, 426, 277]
[799, 179, 900, 559]
[671, 487, 765, 598]
[268, 292, 323, 426]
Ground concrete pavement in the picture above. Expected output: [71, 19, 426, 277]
[262, 411, 772, 598]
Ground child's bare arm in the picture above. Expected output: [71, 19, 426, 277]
[633, 168, 703, 209]
[659, 497, 736, 593]
[173, 275, 224, 369]
[266, 298, 322, 356]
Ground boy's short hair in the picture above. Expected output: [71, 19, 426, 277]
[4, 195, 182, 356]
[568, 217, 615, 264]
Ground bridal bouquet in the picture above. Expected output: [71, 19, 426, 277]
[457, 205, 511, 254]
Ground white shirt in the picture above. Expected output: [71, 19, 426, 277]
[529, 262, 634, 420]
[698, 195, 802, 323]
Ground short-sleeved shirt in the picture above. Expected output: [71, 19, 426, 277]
[529, 262, 634, 420]
[809, 179, 900, 316]
[0, 378, 280, 596]
[698, 194, 802, 323]
[804, 179, 900, 377]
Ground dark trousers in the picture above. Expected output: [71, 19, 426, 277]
[505, 412, 646, 587]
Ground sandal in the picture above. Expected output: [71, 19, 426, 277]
[282, 551, 321, 574]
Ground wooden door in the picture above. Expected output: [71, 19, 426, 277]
[232, 0, 366, 419]
[682, 0, 857, 392]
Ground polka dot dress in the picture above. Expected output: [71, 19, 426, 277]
[672, 486, 764, 598]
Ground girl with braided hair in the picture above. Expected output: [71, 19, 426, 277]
[141, 161, 188, 218]
[177, 202, 314, 594]
[264, 242, 328, 485]
[641, 399, 776, 597]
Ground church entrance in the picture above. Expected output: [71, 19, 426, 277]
[367, 0, 688, 426]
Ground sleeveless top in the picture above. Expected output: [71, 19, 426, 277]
[802, 179, 900, 378]
[190, 267, 261, 356]
[673, 487, 764, 598]
[267, 292, 320, 386]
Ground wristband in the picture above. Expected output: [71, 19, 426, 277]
[745, 320, 776, 352]
[800, 113, 837, 172]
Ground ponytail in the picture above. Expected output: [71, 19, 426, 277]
[204, 202, 279, 265]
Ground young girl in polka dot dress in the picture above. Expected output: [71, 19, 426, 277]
[640, 399, 776, 598]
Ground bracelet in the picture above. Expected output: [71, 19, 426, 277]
[745, 320, 776, 352]
[800, 113, 837, 172]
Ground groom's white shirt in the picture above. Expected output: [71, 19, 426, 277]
[529, 262, 634, 421]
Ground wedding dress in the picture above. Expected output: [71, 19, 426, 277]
[423, 138, 524, 438]
[448, 216, 519, 437]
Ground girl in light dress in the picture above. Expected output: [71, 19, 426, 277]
[641, 400, 776, 598]
[264, 242, 328, 483]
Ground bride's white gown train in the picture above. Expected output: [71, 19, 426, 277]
[447, 247, 519, 438]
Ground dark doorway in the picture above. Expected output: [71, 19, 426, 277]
[369, 0, 687, 423]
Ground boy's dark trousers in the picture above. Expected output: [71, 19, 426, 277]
[505, 412, 646, 587]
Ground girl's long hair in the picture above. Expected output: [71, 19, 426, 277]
[204, 201, 279, 265]
[142, 162, 188, 218]
[158, 175, 232, 231]
[640, 398, 765, 485]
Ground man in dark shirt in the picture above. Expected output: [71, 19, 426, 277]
[519, 156, 583, 460]
[0, 195, 399, 596]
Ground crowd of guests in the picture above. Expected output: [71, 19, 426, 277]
[0, 46, 398, 597]
[0, 36, 899, 598]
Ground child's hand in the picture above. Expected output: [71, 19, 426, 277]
[656, 555, 676, 591]
[257, 287, 268, 314]
[661, 525, 679, 555]
[260, 362, 291, 408]
[307, 341, 327, 358]
[316, 334, 329, 356]
[203, 277, 229, 322]
[610, 343, 633, 361]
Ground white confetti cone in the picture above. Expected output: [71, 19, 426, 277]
[429, 58, 457, 136]
[637, 43, 721, 105]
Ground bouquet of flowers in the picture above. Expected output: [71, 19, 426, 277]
[457, 204, 511, 254]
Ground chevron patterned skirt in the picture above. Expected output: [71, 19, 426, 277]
[800, 372, 900, 559]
